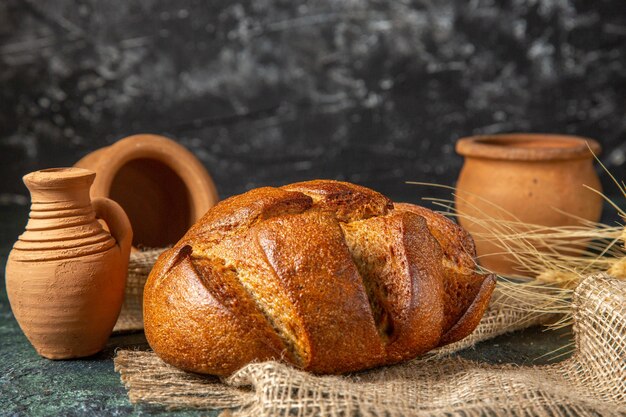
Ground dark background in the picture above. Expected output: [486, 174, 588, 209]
[1, 0, 625, 208]
[1, 2, 623, 414]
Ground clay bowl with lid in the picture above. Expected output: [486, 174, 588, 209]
[455, 133, 603, 276]
[75, 134, 219, 249]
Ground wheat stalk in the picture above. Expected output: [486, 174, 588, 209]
[407, 172, 626, 330]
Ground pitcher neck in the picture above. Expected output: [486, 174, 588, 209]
[24, 168, 96, 208]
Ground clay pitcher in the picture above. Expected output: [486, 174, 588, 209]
[6, 168, 132, 359]
[455, 134, 603, 276]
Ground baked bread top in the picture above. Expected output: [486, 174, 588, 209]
[144, 180, 496, 375]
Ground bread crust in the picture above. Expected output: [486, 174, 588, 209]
[144, 180, 496, 375]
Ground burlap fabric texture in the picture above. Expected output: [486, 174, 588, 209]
[112, 248, 166, 332]
[114, 263, 626, 416]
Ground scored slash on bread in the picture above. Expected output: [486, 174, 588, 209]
[144, 180, 496, 376]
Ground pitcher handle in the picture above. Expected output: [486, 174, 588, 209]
[93, 197, 133, 257]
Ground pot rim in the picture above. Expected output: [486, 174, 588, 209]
[76, 134, 219, 222]
[456, 133, 601, 161]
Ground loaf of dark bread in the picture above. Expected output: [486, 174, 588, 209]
[144, 180, 496, 376]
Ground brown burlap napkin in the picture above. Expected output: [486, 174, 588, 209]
[113, 248, 166, 333]
[114, 271, 626, 415]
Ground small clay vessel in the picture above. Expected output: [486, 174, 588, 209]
[6, 168, 132, 359]
[455, 133, 603, 276]
[75, 134, 218, 248]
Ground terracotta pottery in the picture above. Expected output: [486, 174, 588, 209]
[455, 133, 603, 276]
[6, 168, 132, 359]
[75, 134, 218, 248]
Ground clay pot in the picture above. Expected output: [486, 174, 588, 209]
[75, 134, 218, 248]
[455, 133, 603, 276]
[6, 168, 132, 359]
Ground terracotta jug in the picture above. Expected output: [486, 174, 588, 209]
[75, 134, 218, 249]
[6, 168, 132, 359]
[455, 133, 603, 276]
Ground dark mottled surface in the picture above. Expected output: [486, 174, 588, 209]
[0, 0, 625, 205]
